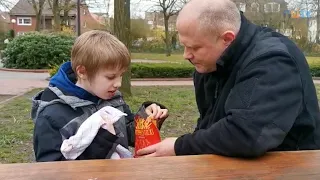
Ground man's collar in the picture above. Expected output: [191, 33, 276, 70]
[216, 12, 258, 75]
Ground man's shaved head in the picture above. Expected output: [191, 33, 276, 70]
[176, 0, 241, 73]
[177, 0, 241, 36]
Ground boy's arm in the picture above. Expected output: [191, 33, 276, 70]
[79, 128, 118, 159]
[34, 115, 118, 161]
[33, 115, 66, 162]
[123, 104, 135, 147]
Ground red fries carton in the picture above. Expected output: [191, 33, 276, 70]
[134, 106, 161, 157]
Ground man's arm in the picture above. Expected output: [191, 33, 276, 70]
[174, 54, 303, 158]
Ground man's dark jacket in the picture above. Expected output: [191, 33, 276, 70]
[174, 13, 320, 157]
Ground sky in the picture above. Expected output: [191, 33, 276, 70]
[5, 0, 316, 18]
[5, 0, 154, 18]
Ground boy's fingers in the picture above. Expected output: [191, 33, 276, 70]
[145, 108, 152, 116]
[155, 106, 162, 119]
[159, 109, 168, 119]
[151, 104, 159, 117]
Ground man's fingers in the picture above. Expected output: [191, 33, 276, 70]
[136, 143, 157, 156]
[142, 152, 157, 158]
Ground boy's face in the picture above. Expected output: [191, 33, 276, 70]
[78, 67, 125, 100]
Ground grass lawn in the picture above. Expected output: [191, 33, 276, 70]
[0, 86, 198, 163]
[132, 53, 320, 65]
[132, 53, 185, 62]
[1, 84, 320, 164]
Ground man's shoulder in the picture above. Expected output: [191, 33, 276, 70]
[251, 29, 298, 59]
[241, 29, 307, 70]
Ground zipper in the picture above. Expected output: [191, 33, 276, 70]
[214, 82, 219, 98]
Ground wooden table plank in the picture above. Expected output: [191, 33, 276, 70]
[0, 150, 320, 180]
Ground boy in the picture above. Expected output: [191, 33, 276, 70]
[31, 30, 168, 162]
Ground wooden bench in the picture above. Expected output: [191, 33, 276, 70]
[0, 150, 320, 179]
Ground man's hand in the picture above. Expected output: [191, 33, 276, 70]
[136, 137, 178, 158]
[145, 103, 169, 128]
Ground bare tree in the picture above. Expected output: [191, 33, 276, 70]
[0, 0, 14, 10]
[61, 0, 75, 27]
[47, 0, 78, 31]
[47, 0, 61, 31]
[27, 0, 46, 31]
[148, 0, 188, 56]
[114, 0, 132, 96]
[316, 0, 320, 43]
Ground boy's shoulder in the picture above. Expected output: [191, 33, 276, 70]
[31, 87, 84, 128]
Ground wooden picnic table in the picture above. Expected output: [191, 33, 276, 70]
[0, 150, 320, 180]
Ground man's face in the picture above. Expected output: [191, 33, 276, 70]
[83, 68, 125, 100]
[177, 21, 228, 73]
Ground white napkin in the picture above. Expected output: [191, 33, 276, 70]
[60, 106, 129, 160]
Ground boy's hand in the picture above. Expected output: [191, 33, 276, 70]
[145, 103, 169, 119]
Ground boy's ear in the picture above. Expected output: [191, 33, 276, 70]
[76, 65, 88, 80]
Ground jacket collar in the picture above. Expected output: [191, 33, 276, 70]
[216, 12, 259, 75]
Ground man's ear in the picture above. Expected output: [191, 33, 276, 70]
[76, 65, 88, 80]
[221, 31, 236, 46]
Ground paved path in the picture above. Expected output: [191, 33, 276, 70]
[0, 70, 193, 95]
[1, 70, 320, 96]
[0, 71, 49, 95]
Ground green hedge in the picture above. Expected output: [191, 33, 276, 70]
[49, 62, 195, 78]
[131, 63, 193, 78]
[310, 65, 320, 77]
[49, 62, 320, 78]
[2, 32, 75, 69]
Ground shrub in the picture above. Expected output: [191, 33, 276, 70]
[48, 58, 320, 78]
[49, 62, 194, 78]
[2, 32, 75, 69]
[131, 63, 194, 78]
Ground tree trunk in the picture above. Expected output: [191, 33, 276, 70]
[35, 13, 41, 31]
[164, 15, 171, 56]
[62, 0, 71, 26]
[317, 0, 320, 43]
[30, 0, 45, 31]
[52, 0, 61, 31]
[114, 0, 132, 97]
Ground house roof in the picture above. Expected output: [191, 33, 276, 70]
[9, 0, 86, 16]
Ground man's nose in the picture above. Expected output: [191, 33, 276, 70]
[183, 49, 193, 60]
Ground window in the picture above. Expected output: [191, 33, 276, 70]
[17, 17, 32, 26]
[264, 3, 280, 13]
[83, 21, 87, 28]
[251, 2, 259, 12]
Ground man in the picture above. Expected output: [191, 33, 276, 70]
[137, 0, 320, 158]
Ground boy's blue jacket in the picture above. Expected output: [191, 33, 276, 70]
[31, 62, 165, 161]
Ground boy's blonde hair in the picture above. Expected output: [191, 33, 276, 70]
[71, 30, 130, 79]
